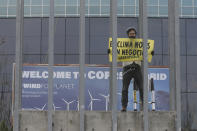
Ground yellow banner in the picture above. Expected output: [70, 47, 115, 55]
[108, 38, 154, 62]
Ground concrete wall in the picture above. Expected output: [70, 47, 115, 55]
[19, 111, 175, 131]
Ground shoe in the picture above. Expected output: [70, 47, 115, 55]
[121, 108, 127, 112]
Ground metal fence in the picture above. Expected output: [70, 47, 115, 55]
[13, 0, 181, 131]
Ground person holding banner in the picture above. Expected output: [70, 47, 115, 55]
[121, 27, 152, 112]
[107, 27, 154, 111]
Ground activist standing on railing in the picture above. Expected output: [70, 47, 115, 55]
[107, 27, 154, 111]
[120, 27, 155, 112]
[120, 27, 144, 112]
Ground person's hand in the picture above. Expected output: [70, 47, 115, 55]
[151, 51, 154, 56]
[107, 49, 111, 54]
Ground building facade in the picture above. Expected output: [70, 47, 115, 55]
[0, 0, 197, 130]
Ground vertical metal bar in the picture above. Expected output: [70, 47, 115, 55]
[168, 0, 181, 130]
[109, 63, 112, 111]
[138, 4, 143, 38]
[14, 0, 24, 130]
[168, 0, 176, 111]
[139, 0, 149, 131]
[48, 0, 54, 130]
[110, 0, 117, 130]
[79, 0, 85, 130]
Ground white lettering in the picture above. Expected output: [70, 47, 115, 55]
[96, 71, 104, 79]
[30, 71, 37, 78]
[148, 73, 167, 80]
[23, 84, 41, 88]
[22, 71, 30, 78]
[65, 72, 71, 79]
[160, 73, 167, 80]
[88, 71, 95, 79]
[104, 71, 109, 79]
[118, 72, 123, 80]
[56, 72, 65, 78]
[42, 71, 48, 78]
[73, 72, 79, 79]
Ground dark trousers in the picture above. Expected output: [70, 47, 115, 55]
[121, 63, 143, 108]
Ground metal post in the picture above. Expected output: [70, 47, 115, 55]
[109, 63, 112, 110]
[139, 0, 149, 131]
[168, 0, 181, 130]
[48, 0, 54, 130]
[110, 0, 117, 130]
[168, 0, 176, 112]
[14, 0, 24, 130]
[79, 0, 85, 130]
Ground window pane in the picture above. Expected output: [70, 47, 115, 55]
[136, 0, 138, 6]
[9, 0, 16, 5]
[32, 0, 42, 5]
[148, 6, 158, 16]
[124, 0, 135, 5]
[90, 0, 99, 5]
[24, 6, 30, 16]
[85, 5, 88, 14]
[194, 7, 197, 15]
[0, 0, 7, 6]
[24, 0, 30, 5]
[182, 0, 192, 6]
[118, 5, 123, 14]
[101, 6, 109, 14]
[55, 0, 65, 5]
[101, 0, 109, 5]
[8, 6, 16, 15]
[159, 0, 167, 6]
[89, 6, 99, 14]
[66, 6, 77, 14]
[85, 0, 88, 6]
[118, 0, 123, 6]
[159, 6, 168, 15]
[182, 7, 193, 15]
[31, 6, 42, 15]
[0, 7, 7, 15]
[194, 0, 197, 6]
[55, 6, 65, 14]
[43, 0, 49, 5]
[66, 0, 78, 5]
[43, 6, 49, 15]
[148, 0, 158, 5]
[124, 6, 135, 14]
[136, 5, 139, 15]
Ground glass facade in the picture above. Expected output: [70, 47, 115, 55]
[0, 0, 197, 17]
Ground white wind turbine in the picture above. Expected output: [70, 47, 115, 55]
[99, 93, 109, 111]
[88, 90, 100, 111]
[53, 104, 61, 110]
[34, 104, 46, 111]
[62, 99, 75, 111]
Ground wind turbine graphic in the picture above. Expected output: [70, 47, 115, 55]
[88, 90, 100, 111]
[99, 93, 109, 111]
[53, 104, 61, 110]
[62, 98, 75, 111]
[34, 104, 46, 111]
